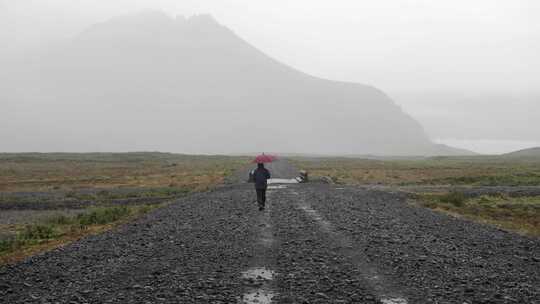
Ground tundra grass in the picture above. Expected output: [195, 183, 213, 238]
[0, 152, 250, 264]
[0, 187, 192, 207]
[293, 156, 540, 236]
[0, 205, 160, 265]
[0, 152, 249, 192]
[416, 193, 540, 236]
[63, 187, 191, 201]
[292, 156, 540, 186]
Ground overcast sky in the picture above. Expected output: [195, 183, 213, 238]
[2, 0, 539, 153]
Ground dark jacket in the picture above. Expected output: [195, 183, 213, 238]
[253, 167, 271, 189]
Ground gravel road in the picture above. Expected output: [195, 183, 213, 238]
[1, 160, 539, 303]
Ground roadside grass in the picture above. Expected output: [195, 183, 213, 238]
[422, 173, 540, 187]
[0, 205, 160, 265]
[293, 156, 540, 236]
[0, 187, 192, 206]
[415, 193, 540, 236]
[0, 153, 249, 265]
[64, 187, 192, 201]
[0, 152, 249, 192]
[291, 156, 540, 186]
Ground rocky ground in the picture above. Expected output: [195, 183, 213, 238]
[0, 160, 539, 303]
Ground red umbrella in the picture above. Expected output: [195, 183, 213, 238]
[253, 153, 276, 163]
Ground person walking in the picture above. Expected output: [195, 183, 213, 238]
[253, 163, 271, 211]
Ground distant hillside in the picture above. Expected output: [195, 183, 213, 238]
[1, 10, 467, 156]
[428, 144, 477, 156]
[504, 147, 540, 157]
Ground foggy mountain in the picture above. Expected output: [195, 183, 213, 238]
[504, 147, 540, 158]
[1, 11, 470, 155]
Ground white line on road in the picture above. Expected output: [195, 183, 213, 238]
[292, 190, 408, 304]
[297, 203, 332, 233]
[259, 209, 274, 248]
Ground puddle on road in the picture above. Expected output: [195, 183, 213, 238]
[268, 178, 299, 184]
[240, 268, 276, 304]
[268, 185, 287, 189]
[259, 221, 274, 248]
[241, 290, 275, 304]
[260, 237, 274, 247]
[381, 298, 408, 304]
[241, 267, 275, 281]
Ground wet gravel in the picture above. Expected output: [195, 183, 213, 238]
[0, 185, 261, 303]
[270, 189, 379, 303]
[304, 184, 540, 303]
[0, 161, 539, 303]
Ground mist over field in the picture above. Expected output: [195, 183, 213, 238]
[1, 1, 538, 154]
[2, 3, 540, 302]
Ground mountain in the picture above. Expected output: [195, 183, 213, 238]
[0, 11, 467, 155]
[503, 147, 540, 158]
[428, 144, 477, 156]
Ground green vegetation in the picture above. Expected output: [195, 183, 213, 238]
[0, 152, 250, 264]
[424, 173, 540, 187]
[0, 205, 158, 258]
[293, 156, 540, 236]
[0, 152, 249, 192]
[417, 193, 540, 236]
[438, 192, 466, 207]
[19, 224, 57, 241]
[0, 187, 192, 207]
[65, 187, 191, 201]
[292, 156, 540, 186]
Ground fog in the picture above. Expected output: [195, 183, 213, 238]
[1, 1, 539, 154]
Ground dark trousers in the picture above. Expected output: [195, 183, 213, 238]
[256, 188, 267, 208]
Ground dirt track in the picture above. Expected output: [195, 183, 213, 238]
[1, 160, 539, 303]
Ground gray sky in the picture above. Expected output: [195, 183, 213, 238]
[2, 0, 539, 153]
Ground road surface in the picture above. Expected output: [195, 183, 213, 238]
[1, 160, 539, 303]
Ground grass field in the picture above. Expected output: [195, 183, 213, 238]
[0, 205, 159, 265]
[0, 152, 249, 264]
[292, 156, 540, 186]
[0, 152, 249, 192]
[293, 155, 540, 236]
[415, 193, 540, 236]
[2, 153, 539, 262]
